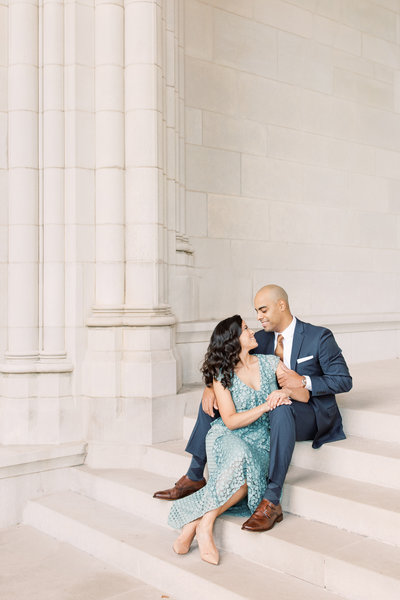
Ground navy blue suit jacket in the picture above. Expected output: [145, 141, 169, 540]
[254, 318, 352, 449]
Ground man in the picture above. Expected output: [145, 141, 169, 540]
[154, 284, 352, 532]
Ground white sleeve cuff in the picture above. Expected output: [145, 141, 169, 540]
[305, 376, 312, 392]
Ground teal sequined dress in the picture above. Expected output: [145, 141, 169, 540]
[168, 354, 280, 529]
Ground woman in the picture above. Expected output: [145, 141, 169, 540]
[168, 315, 309, 565]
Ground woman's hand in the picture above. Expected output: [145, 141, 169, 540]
[265, 389, 292, 411]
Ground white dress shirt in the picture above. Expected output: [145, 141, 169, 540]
[274, 317, 312, 391]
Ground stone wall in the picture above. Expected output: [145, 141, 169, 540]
[180, 0, 400, 382]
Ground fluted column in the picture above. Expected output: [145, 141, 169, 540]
[124, 0, 169, 312]
[6, 0, 39, 366]
[41, 0, 67, 362]
[94, 0, 125, 308]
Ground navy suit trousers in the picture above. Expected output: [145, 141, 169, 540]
[185, 400, 317, 505]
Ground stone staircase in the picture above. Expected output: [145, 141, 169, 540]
[22, 360, 400, 600]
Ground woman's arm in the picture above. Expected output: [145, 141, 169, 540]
[213, 379, 291, 431]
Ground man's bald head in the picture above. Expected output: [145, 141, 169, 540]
[254, 285, 292, 333]
[255, 285, 289, 308]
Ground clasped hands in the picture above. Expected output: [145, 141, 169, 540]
[202, 362, 305, 417]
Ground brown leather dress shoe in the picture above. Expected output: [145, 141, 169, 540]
[153, 475, 206, 500]
[241, 499, 283, 532]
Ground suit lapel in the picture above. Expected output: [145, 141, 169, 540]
[291, 319, 305, 371]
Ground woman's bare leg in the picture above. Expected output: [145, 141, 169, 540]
[173, 518, 201, 555]
[196, 483, 248, 565]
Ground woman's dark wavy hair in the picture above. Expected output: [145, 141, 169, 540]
[201, 315, 243, 390]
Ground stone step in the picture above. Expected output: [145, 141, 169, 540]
[69, 465, 400, 600]
[23, 490, 346, 600]
[182, 413, 400, 490]
[139, 439, 400, 547]
[0, 524, 175, 600]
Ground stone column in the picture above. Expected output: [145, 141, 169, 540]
[6, 0, 39, 367]
[41, 0, 68, 363]
[85, 0, 180, 447]
[94, 0, 125, 308]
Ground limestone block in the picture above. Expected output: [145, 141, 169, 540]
[8, 111, 38, 168]
[186, 144, 240, 195]
[358, 211, 398, 249]
[184, 0, 213, 60]
[0, 228, 7, 263]
[125, 167, 159, 224]
[237, 72, 302, 128]
[267, 125, 375, 175]
[8, 65, 38, 111]
[375, 148, 400, 179]
[213, 9, 277, 79]
[94, 224, 124, 262]
[125, 223, 159, 261]
[0, 67, 6, 112]
[125, 1, 157, 65]
[301, 89, 358, 141]
[43, 170, 66, 224]
[334, 68, 393, 110]
[29, 397, 61, 444]
[96, 169, 125, 223]
[65, 110, 95, 169]
[65, 65, 94, 112]
[355, 104, 400, 151]
[125, 64, 159, 111]
[362, 33, 399, 69]
[197, 268, 252, 321]
[44, 112, 65, 168]
[65, 168, 95, 226]
[313, 16, 362, 55]
[43, 2, 64, 63]
[203, 111, 267, 155]
[43, 224, 65, 262]
[208, 194, 269, 240]
[75, 224, 95, 263]
[8, 170, 38, 225]
[343, 0, 397, 43]
[120, 355, 177, 398]
[95, 3, 123, 66]
[185, 107, 202, 145]
[241, 155, 304, 202]
[192, 237, 232, 268]
[348, 173, 391, 213]
[0, 6, 7, 66]
[185, 56, 238, 115]
[177, 340, 208, 384]
[43, 66, 64, 111]
[95, 65, 124, 111]
[278, 32, 333, 94]
[269, 201, 355, 248]
[201, 0, 252, 18]
[73, 2, 94, 68]
[95, 263, 125, 306]
[333, 49, 375, 79]
[125, 262, 157, 307]
[87, 327, 123, 352]
[125, 109, 158, 167]
[95, 111, 124, 168]
[303, 165, 347, 207]
[9, 2, 38, 65]
[9, 225, 38, 263]
[186, 191, 207, 237]
[254, 0, 313, 38]
[373, 63, 394, 84]
[123, 327, 173, 352]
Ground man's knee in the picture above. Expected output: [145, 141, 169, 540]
[269, 403, 295, 426]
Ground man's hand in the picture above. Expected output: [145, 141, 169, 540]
[202, 386, 218, 417]
[277, 362, 304, 389]
[266, 389, 292, 411]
